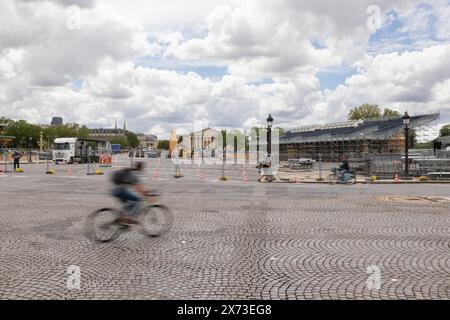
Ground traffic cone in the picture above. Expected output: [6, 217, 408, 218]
[394, 174, 399, 183]
[153, 169, 159, 179]
[67, 168, 72, 176]
[242, 172, 248, 183]
[199, 171, 205, 181]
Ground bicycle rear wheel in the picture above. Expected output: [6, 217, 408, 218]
[139, 205, 174, 237]
[84, 208, 123, 242]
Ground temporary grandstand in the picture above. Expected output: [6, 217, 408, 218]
[279, 112, 440, 162]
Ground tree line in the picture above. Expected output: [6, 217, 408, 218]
[0, 117, 140, 149]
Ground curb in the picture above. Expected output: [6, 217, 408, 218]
[277, 178, 450, 184]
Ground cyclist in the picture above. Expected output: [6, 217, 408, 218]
[111, 161, 154, 224]
[338, 156, 350, 183]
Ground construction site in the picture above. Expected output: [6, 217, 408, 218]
[279, 112, 450, 180]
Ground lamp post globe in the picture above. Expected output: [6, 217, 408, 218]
[402, 111, 410, 126]
[266, 114, 274, 129]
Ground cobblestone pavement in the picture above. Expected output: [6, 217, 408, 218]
[1, 156, 450, 299]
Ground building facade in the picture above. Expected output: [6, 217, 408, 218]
[177, 128, 220, 158]
[89, 122, 127, 139]
[137, 133, 158, 149]
[50, 117, 63, 126]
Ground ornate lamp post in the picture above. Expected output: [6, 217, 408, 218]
[403, 111, 411, 177]
[28, 137, 32, 163]
[266, 114, 273, 159]
[263, 114, 274, 182]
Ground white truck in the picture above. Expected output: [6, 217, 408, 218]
[52, 137, 111, 164]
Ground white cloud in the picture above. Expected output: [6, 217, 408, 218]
[169, 0, 423, 80]
[0, 0, 449, 139]
[320, 45, 450, 123]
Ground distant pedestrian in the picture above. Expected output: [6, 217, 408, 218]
[12, 150, 23, 171]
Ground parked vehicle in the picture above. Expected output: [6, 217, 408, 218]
[111, 144, 121, 154]
[52, 137, 111, 164]
[145, 149, 161, 158]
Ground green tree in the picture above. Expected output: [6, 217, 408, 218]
[110, 136, 129, 148]
[439, 124, 450, 137]
[348, 104, 381, 120]
[126, 132, 140, 148]
[382, 108, 400, 117]
[157, 140, 170, 150]
[78, 125, 90, 138]
[0, 117, 12, 124]
[274, 127, 285, 136]
[5, 120, 41, 148]
[414, 141, 433, 149]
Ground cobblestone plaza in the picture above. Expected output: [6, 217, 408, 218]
[1, 156, 450, 299]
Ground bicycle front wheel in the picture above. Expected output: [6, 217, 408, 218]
[84, 208, 123, 242]
[139, 205, 174, 237]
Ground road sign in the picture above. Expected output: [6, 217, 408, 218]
[38, 152, 52, 160]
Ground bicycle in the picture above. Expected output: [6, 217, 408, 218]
[84, 192, 174, 242]
[328, 168, 357, 184]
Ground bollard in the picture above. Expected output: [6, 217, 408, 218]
[45, 159, 53, 174]
[86, 147, 95, 175]
[173, 164, 183, 178]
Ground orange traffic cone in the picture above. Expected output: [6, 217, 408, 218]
[67, 168, 72, 176]
[242, 172, 248, 183]
[153, 169, 159, 179]
[199, 171, 205, 181]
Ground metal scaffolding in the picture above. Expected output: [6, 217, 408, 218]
[280, 113, 440, 162]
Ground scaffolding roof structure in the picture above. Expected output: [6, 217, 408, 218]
[280, 112, 440, 144]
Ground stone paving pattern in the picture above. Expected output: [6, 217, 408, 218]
[0, 156, 449, 299]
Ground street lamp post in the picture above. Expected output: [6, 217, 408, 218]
[28, 137, 32, 163]
[263, 114, 274, 182]
[403, 111, 411, 177]
[39, 132, 43, 152]
[266, 114, 273, 159]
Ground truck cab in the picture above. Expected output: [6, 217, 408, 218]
[53, 138, 77, 164]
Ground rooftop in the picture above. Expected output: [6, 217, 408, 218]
[280, 113, 439, 144]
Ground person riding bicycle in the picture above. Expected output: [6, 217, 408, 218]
[339, 156, 350, 182]
[111, 161, 153, 224]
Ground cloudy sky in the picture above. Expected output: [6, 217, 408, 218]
[1, 0, 449, 138]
